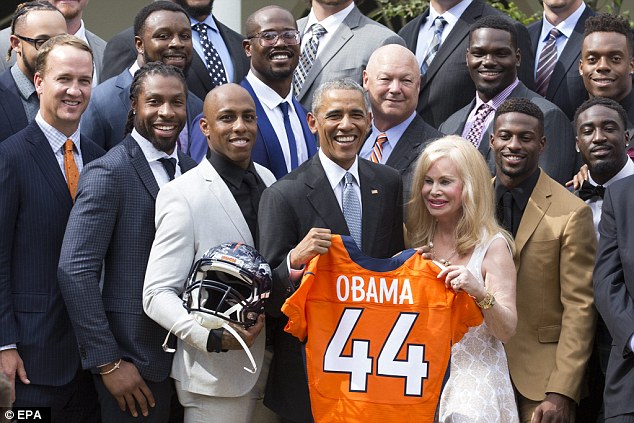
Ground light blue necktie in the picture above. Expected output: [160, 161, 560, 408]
[342, 172, 362, 248]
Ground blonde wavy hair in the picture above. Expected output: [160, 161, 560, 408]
[405, 135, 513, 255]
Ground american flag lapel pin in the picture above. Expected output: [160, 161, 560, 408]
[371, 189, 379, 195]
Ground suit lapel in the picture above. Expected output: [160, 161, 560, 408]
[116, 71, 133, 115]
[27, 124, 73, 208]
[514, 171, 551, 255]
[358, 160, 384, 252]
[124, 135, 160, 199]
[385, 118, 424, 170]
[216, 18, 248, 82]
[306, 156, 348, 232]
[190, 54, 212, 93]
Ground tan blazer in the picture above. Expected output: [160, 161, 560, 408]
[504, 170, 597, 403]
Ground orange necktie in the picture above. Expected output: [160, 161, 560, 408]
[371, 133, 388, 163]
[63, 139, 79, 200]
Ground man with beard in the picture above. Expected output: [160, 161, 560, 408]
[439, 15, 577, 185]
[57, 61, 197, 422]
[0, 0, 106, 85]
[0, 1, 66, 142]
[80, 1, 203, 154]
[101, 0, 248, 100]
[189, 6, 316, 178]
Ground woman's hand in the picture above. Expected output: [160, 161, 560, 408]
[438, 265, 486, 301]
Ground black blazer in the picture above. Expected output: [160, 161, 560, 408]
[398, 0, 536, 128]
[258, 154, 405, 422]
[0, 123, 104, 387]
[528, 7, 595, 120]
[57, 135, 196, 381]
[0, 69, 29, 142]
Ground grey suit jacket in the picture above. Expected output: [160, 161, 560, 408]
[528, 7, 595, 120]
[143, 159, 275, 397]
[57, 135, 197, 382]
[398, 0, 535, 129]
[0, 27, 106, 82]
[295, 6, 405, 110]
[258, 154, 405, 422]
[439, 81, 577, 185]
[593, 176, 634, 418]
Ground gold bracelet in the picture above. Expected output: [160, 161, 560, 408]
[475, 291, 496, 310]
[99, 359, 122, 375]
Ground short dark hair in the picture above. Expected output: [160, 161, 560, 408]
[7, 1, 60, 61]
[124, 61, 188, 135]
[574, 96, 629, 131]
[494, 97, 544, 128]
[133, 1, 189, 37]
[584, 13, 634, 56]
[469, 15, 518, 50]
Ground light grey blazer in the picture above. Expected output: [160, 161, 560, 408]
[143, 159, 275, 397]
[295, 5, 405, 110]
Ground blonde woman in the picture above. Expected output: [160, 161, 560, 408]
[406, 136, 519, 422]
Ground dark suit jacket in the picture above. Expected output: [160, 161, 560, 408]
[593, 176, 634, 418]
[383, 115, 443, 203]
[258, 154, 405, 422]
[100, 26, 136, 83]
[439, 81, 577, 185]
[398, 0, 535, 129]
[241, 79, 317, 179]
[0, 122, 104, 388]
[528, 7, 595, 120]
[57, 135, 196, 382]
[0, 69, 28, 142]
[80, 69, 204, 154]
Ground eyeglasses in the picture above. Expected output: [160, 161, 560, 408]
[248, 30, 301, 47]
[14, 34, 50, 50]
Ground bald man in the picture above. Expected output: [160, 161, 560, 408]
[143, 84, 277, 423]
[359, 43, 442, 203]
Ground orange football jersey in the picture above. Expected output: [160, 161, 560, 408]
[282, 235, 483, 423]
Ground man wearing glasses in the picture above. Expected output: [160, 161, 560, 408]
[0, 1, 66, 142]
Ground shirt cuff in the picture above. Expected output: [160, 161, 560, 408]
[286, 250, 305, 287]
[0, 344, 17, 351]
[629, 333, 634, 354]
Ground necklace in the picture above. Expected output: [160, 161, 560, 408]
[428, 241, 458, 266]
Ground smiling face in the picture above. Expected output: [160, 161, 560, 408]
[131, 74, 187, 155]
[576, 104, 629, 182]
[467, 28, 520, 102]
[307, 88, 371, 170]
[491, 112, 545, 187]
[34, 44, 93, 136]
[244, 7, 299, 84]
[421, 156, 464, 223]
[580, 31, 634, 102]
[200, 84, 258, 169]
[136, 10, 193, 73]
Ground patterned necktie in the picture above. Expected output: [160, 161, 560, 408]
[192, 23, 228, 88]
[466, 103, 494, 148]
[578, 180, 605, 201]
[536, 28, 560, 97]
[421, 16, 447, 76]
[63, 139, 79, 200]
[293, 23, 327, 95]
[158, 157, 176, 181]
[342, 172, 362, 248]
[279, 101, 299, 170]
[371, 133, 388, 163]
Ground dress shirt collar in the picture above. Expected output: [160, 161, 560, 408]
[207, 148, 257, 189]
[540, 1, 586, 40]
[303, 2, 355, 36]
[131, 128, 179, 165]
[246, 71, 294, 112]
[370, 112, 417, 148]
[475, 78, 520, 111]
[319, 148, 360, 190]
[74, 20, 87, 41]
[588, 156, 634, 190]
[35, 111, 81, 153]
[10, 64, 36, 101]
[428, 0, 473, 28]
[190, 14, 218, 31]
[494, 167, 540, 212]
[128, 61, 141, 78]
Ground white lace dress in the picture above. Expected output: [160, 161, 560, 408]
[437, 233, 519, 423]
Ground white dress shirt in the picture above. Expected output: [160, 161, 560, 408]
[360, 112, 417, 163]
[131, 128, 181, 189]
[300, 2, 355, 59]
[246, 72, 308, 171]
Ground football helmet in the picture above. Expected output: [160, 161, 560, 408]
[183, 242, 271, 329]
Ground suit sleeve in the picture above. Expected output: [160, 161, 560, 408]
[594, 188, 634, 357]
[0, 151, 19, 345]
[257, 184, 298, 317]
[143, 183, 223, 353]
[545, 204, 597, 401]
[57, 161, 122, 369]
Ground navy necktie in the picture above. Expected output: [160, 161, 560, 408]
[158, 157, 176, 181]
[279, 101, 299, 170]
